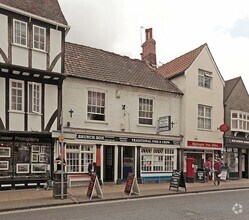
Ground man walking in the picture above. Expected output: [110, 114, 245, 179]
[214, 158, 221, 185]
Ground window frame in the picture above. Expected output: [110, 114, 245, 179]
[28, 82, 41, 114]
[198, 69, 212, 89]
[33, 25, 46, 51]
[231, 110, 249, 132]
[138, 97, 154, 125]
[66, 144, 94, 173]
[198, 105, 212, 130]
[10, 79, 24, 112]
[87, 90, 106, 121]
[13, 19, 27, 46]
[141, 147, 175, 172]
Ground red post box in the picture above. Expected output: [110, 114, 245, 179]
[186, 158, 195, 183]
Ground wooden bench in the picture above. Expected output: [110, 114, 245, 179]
[67, 174, 90, 188]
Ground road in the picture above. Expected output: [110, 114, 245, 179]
[0, 189, 248, 220]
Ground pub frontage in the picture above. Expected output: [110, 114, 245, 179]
[53, 129, 181, 185]
[0, 131, 52, 190]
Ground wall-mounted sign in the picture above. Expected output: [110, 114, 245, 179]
[77, 134, 180, 145]
[219, 124, 229, 132]
[158, 116, 171, 132]
[187, 141, 222, 149]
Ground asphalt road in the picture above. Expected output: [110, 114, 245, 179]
[1, 189, 249, 220]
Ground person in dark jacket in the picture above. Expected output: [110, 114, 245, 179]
[88, 161, 96, 176]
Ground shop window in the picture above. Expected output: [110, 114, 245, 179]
[66, 144, 94, 173]
[141, 147, 175, 172]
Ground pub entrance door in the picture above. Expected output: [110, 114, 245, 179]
[103, 145, 114, 182]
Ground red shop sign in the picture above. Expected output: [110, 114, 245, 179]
[219, 124, 230, 132]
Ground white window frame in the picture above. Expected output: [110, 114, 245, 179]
[198, 69, 212, 89]
[87, 90, 106, 121]
[198, 105, 212, 130]
[33, 25, 46, 51]
[28, 82, 41, 114]
[141, 148, 175, 172]
[139, 97, 153, 125]
[10, 79, 24, 112]
[66, 144, 94, 173]
[231, 110, 249, 132]
[13, 19, 27, 46]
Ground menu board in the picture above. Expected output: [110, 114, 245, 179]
[87, 174, 96, 199]
[169, 170, 187, 191]
[196, 170, 205, 183]
[124, 172, 135, 195]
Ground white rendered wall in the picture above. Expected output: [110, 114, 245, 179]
[63, 77, 181, 136]
[9, 112, 24, 131]
[32, 50, 46, 70]
[172, 47, 224, 147]
[45, 84, 58, 131]
[50, 29, 61, 73]
[0, 14, 8, 63]
[0, 78, 5, 127]
[28, 114, 42, 131]
[12, 45, 29, 67]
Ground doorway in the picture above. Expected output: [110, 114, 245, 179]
[123, 146, 135, 180]
[242, 154, 248, 178]
[103, 145, 114, 182]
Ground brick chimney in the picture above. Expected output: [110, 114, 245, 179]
[141, 28, 157, 66]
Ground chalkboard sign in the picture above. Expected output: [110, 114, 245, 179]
[124, 172, 135, 195]
[169, 170, 187, 191]
[196, 170, 205, 183]
[87, 174, 96, 199]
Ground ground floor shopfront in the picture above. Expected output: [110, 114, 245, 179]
[53, 129, 181, 184]
[180, 140, 223, 182]
[0, 131, 52, 190]
[223, 136, 249, 179]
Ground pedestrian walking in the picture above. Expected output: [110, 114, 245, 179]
[213, 158, 221, 185]
[204, 157, 211, 182]
[88, 161, 97, 176]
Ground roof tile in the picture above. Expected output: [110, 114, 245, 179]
[0, 0, 67, 25]
[65, 42, 182, 94]
[158, 44, 206, 78]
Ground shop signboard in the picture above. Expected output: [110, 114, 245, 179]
[87, 174, 103, 200]
[124, 172, 140, 196]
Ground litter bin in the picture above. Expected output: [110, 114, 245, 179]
[53, 171, 67, 199]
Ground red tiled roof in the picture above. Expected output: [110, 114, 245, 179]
[0, 0, 67, 25]
[158, 44, 207, 79]
[65, 42, 183, 94]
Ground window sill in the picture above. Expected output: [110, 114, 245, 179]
[27, 112, 42, 116]
[8, 110, 25, 114]
[137, 124, 156, 128]
[197, 128, 212, 132]
[12, 43, 29, 50]
[85, 120, 108, 125]
[32, 48, 47, 54]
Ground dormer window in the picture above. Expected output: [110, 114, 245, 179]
[33, 25, 46, 51]
[13, 19, 27, 46]
[198, 69, 212, 89]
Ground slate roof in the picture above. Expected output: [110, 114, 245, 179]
[158, 44, 207, 79]
[224, 77, 241, 102]
[65, 42, 182, 94]
[0, 0, 67, 25]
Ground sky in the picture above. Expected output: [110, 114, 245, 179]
[58, 0, 249, 90]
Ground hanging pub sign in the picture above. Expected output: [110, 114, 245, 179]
[158, 116, 171, 132]
[124, 172, 140, 196]
[169, 170, 187, 191]
[86, 174, 103, 200]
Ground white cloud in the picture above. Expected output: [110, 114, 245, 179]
[59, 0, 249, 90]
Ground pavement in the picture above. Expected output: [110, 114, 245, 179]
[0, 179, 249, 213]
